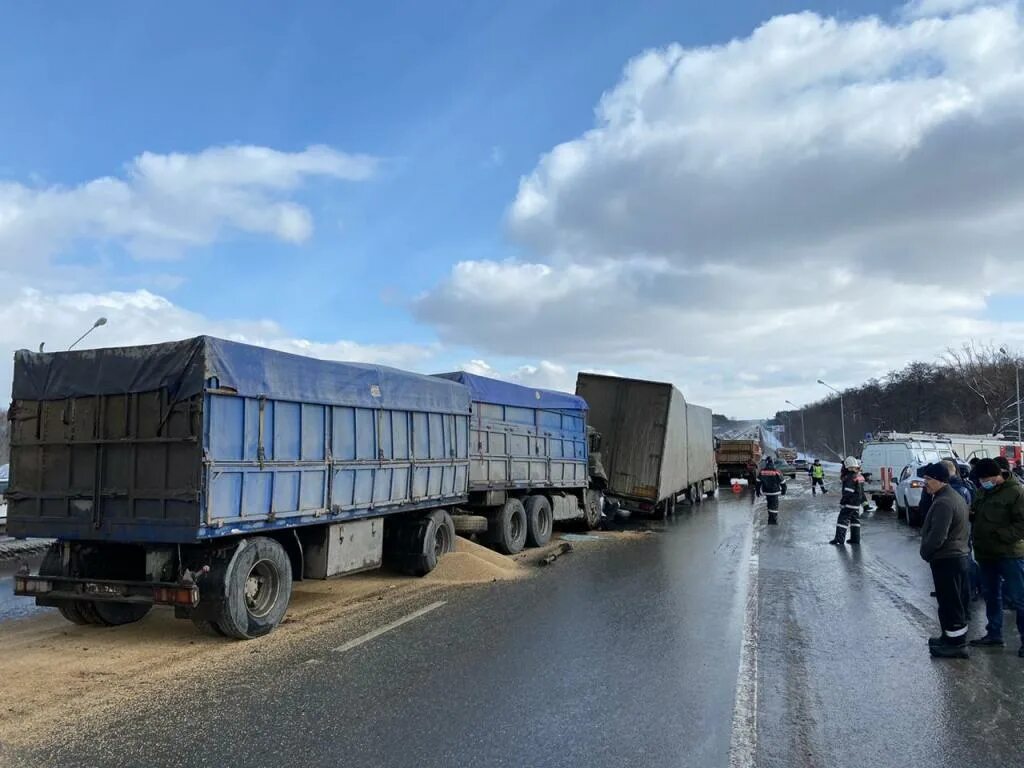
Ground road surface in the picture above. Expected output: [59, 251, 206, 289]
[3, 478, 1023, 767]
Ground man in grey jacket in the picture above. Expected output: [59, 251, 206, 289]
[919, 462, 972, 659]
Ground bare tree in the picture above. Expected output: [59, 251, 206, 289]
[943, 342, 1020, 436]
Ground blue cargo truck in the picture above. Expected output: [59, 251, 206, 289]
[7, 337, 597, 638]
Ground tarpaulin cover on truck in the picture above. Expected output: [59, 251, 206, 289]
[434, 371, 587, 412]
[13, 336, 469, 414]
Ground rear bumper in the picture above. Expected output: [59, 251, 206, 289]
[15, 572, 199, 608]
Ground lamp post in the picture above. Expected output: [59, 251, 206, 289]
[68, 317, 108, 351]
[817, 379, 847, 459]
[786, 399, 806, 457]
[1000, 347, 1021, 455]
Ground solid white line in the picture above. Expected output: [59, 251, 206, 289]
[728, 548, 760, 768]
[331, 600, 447, 654]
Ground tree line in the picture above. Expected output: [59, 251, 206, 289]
[773, 343, 1024, 460]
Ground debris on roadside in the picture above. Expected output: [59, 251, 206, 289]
[538, 542, 573, 566]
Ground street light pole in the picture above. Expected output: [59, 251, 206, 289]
[786, 399, 806, 457]
[817, 379, 847, 459]
[68, 317, 108, 351]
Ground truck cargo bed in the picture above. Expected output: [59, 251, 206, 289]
[6, 337, 471, 543]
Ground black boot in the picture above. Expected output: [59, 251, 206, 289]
[768, 511, 778, 525]
[930, 634, 969, 659]
[849, 525, 861, 546]
[829, 526, 847, 545]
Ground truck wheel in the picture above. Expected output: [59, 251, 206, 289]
[191, 618, 227, 637]
[451, 514, 489, 535]
[584, 490, 602, 530]
[403, 510, 456, 576]
[91, 602, 152, 626]
[492, 499, 527, 555]
[524, 495, 553, 548]
[39, 545, 98, 626]
[215, 537, 293, 640]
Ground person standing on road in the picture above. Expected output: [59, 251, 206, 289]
[811, 459, 827, 496]
[918, 462, 972, 659]
[829, 457, 866, 546]
[758, 458, 786, 525]
[748, 462, 760, 505]
[968, 458, 1024, 658]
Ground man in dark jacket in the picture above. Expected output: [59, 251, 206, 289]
[968, 457, 1024, 657]
[919, 462, 972, 659]
[757, 458, 786, 525]
[830, 457, 866, 545]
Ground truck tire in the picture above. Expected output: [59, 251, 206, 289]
[451, 514, 489, 535]
[492, 499, 527, 555]
[191, 618, 227, 637]
[38, 545, 115, 626]
[214, 537, 293, 640]
[91, 602, 152, 626]
[403, 510, 456, 576]
[524, 495, 553, 548]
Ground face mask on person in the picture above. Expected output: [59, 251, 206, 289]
[981, 480, 997, 490]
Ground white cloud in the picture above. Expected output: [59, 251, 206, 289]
[415, 2, 1024, 417]
[0, 287, 436, 401]
[0, 144, 377, 266]
[457, 358, 586, 393]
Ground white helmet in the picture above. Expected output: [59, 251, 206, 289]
[844, 456, 861, 469]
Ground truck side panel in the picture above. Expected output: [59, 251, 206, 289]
[685, 403, 715, 486]
[467, 402, 587, 491]
[657, 387, 689, 502]
[6, 337, 472, 543]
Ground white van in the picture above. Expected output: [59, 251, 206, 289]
[860, 436, 955, 510]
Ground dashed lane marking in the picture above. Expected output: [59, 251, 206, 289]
[330, 601, 447, 654]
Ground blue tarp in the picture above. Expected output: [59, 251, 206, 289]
[12, 336, 470, 414]
[434, 371, 587, 412]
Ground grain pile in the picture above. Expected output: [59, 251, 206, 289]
[424, 536, 525, 583]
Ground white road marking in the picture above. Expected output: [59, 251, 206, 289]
[728, 547, 760, 767]
[331, 600, 447, 654]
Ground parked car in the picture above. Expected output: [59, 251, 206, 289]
[793, 458, 808, 470]
[894, 463, 929, 527]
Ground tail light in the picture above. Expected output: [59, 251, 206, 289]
[910, 480, 925, 489]
[153, 585, 200, 607]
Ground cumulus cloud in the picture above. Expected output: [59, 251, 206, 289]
[0, 144, 377, 266]
[0, 287, 436, 401]
[458, 358, 584, 392]
[416, 2, 1024, 416]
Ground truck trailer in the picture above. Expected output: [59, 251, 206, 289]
[7, 337, 599, 639]
[574, 373, 716, 518]
[715, 439, 762, 486]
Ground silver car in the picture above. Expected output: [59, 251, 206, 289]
[894, 463, 929, 527]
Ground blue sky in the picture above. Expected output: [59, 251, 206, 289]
[1, 0, 888, 340]
[2, 1, 1023, 418]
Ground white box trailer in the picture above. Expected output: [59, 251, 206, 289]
[575, 373, 716, 517]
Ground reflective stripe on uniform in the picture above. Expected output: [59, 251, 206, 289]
[836, 523, 849, 529]
[763, 491, 782, 496]
[843, 487, 855, 493]
[944, 626, 969, 638]
[850, 523, 861, 527]
[841, 505, 861, 510]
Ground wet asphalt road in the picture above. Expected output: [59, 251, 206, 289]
[12, 478, 1024, 767]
